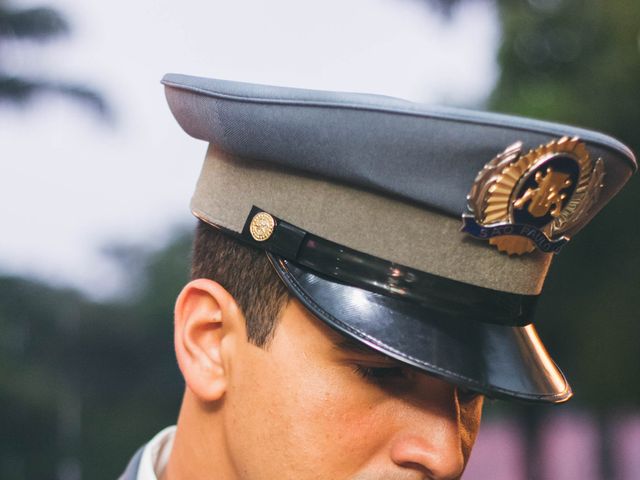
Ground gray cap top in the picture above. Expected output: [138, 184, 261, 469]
[162, 73, 636, 220]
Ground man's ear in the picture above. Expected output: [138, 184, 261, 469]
[174, 278, 244, 402]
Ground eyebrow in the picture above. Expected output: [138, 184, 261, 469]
[332, 336, 395, 360]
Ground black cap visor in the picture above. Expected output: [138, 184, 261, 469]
[269, 254, 572, 404]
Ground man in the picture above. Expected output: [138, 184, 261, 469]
[120, 73, 636, 479]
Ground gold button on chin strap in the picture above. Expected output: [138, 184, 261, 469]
[249, 211, 276, 241]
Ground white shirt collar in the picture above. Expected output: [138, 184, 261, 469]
[136, 426, 177, 480]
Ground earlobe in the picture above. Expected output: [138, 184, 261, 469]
[174, 278, 241, 402]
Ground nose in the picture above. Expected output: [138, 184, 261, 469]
[389, 431, 465, 480]
[388, 382, 466, 479]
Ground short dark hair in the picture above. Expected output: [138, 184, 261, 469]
[191, 220, 289, 347]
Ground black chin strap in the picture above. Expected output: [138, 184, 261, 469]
[216, 206, 539, 327]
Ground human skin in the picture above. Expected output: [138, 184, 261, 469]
[163, 279, 484, 480]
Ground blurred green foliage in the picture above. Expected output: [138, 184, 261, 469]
[0, 0, 108, 115]
[1, 0, 639, 479]
[1, 232, 191, 479]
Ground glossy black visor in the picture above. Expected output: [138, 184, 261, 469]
[219, 207, 572, 403]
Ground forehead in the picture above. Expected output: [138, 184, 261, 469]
[277, 298, 379, 353]
[276, 299, 405, 365]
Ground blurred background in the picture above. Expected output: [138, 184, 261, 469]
[0, 0, 638, 478]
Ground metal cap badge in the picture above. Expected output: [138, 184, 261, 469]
[462, 136, 605, 255]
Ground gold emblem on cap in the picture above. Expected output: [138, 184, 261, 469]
[463, 136, 605, 255]
[249, 212, 276, 241]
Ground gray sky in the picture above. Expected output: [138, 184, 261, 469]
[0, 0, 499, 298]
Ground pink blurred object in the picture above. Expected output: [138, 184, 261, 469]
[539, 412, 600, 480]
[612, 414, 640, 480]
[463, 419, 525, 480]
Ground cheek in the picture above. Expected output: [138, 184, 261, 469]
[286, 367, 387, 439]
[225, 353, 391, 477]
[281, 366, 396, 474]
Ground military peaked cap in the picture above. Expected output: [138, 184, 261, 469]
[163, 73, 636, 403]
